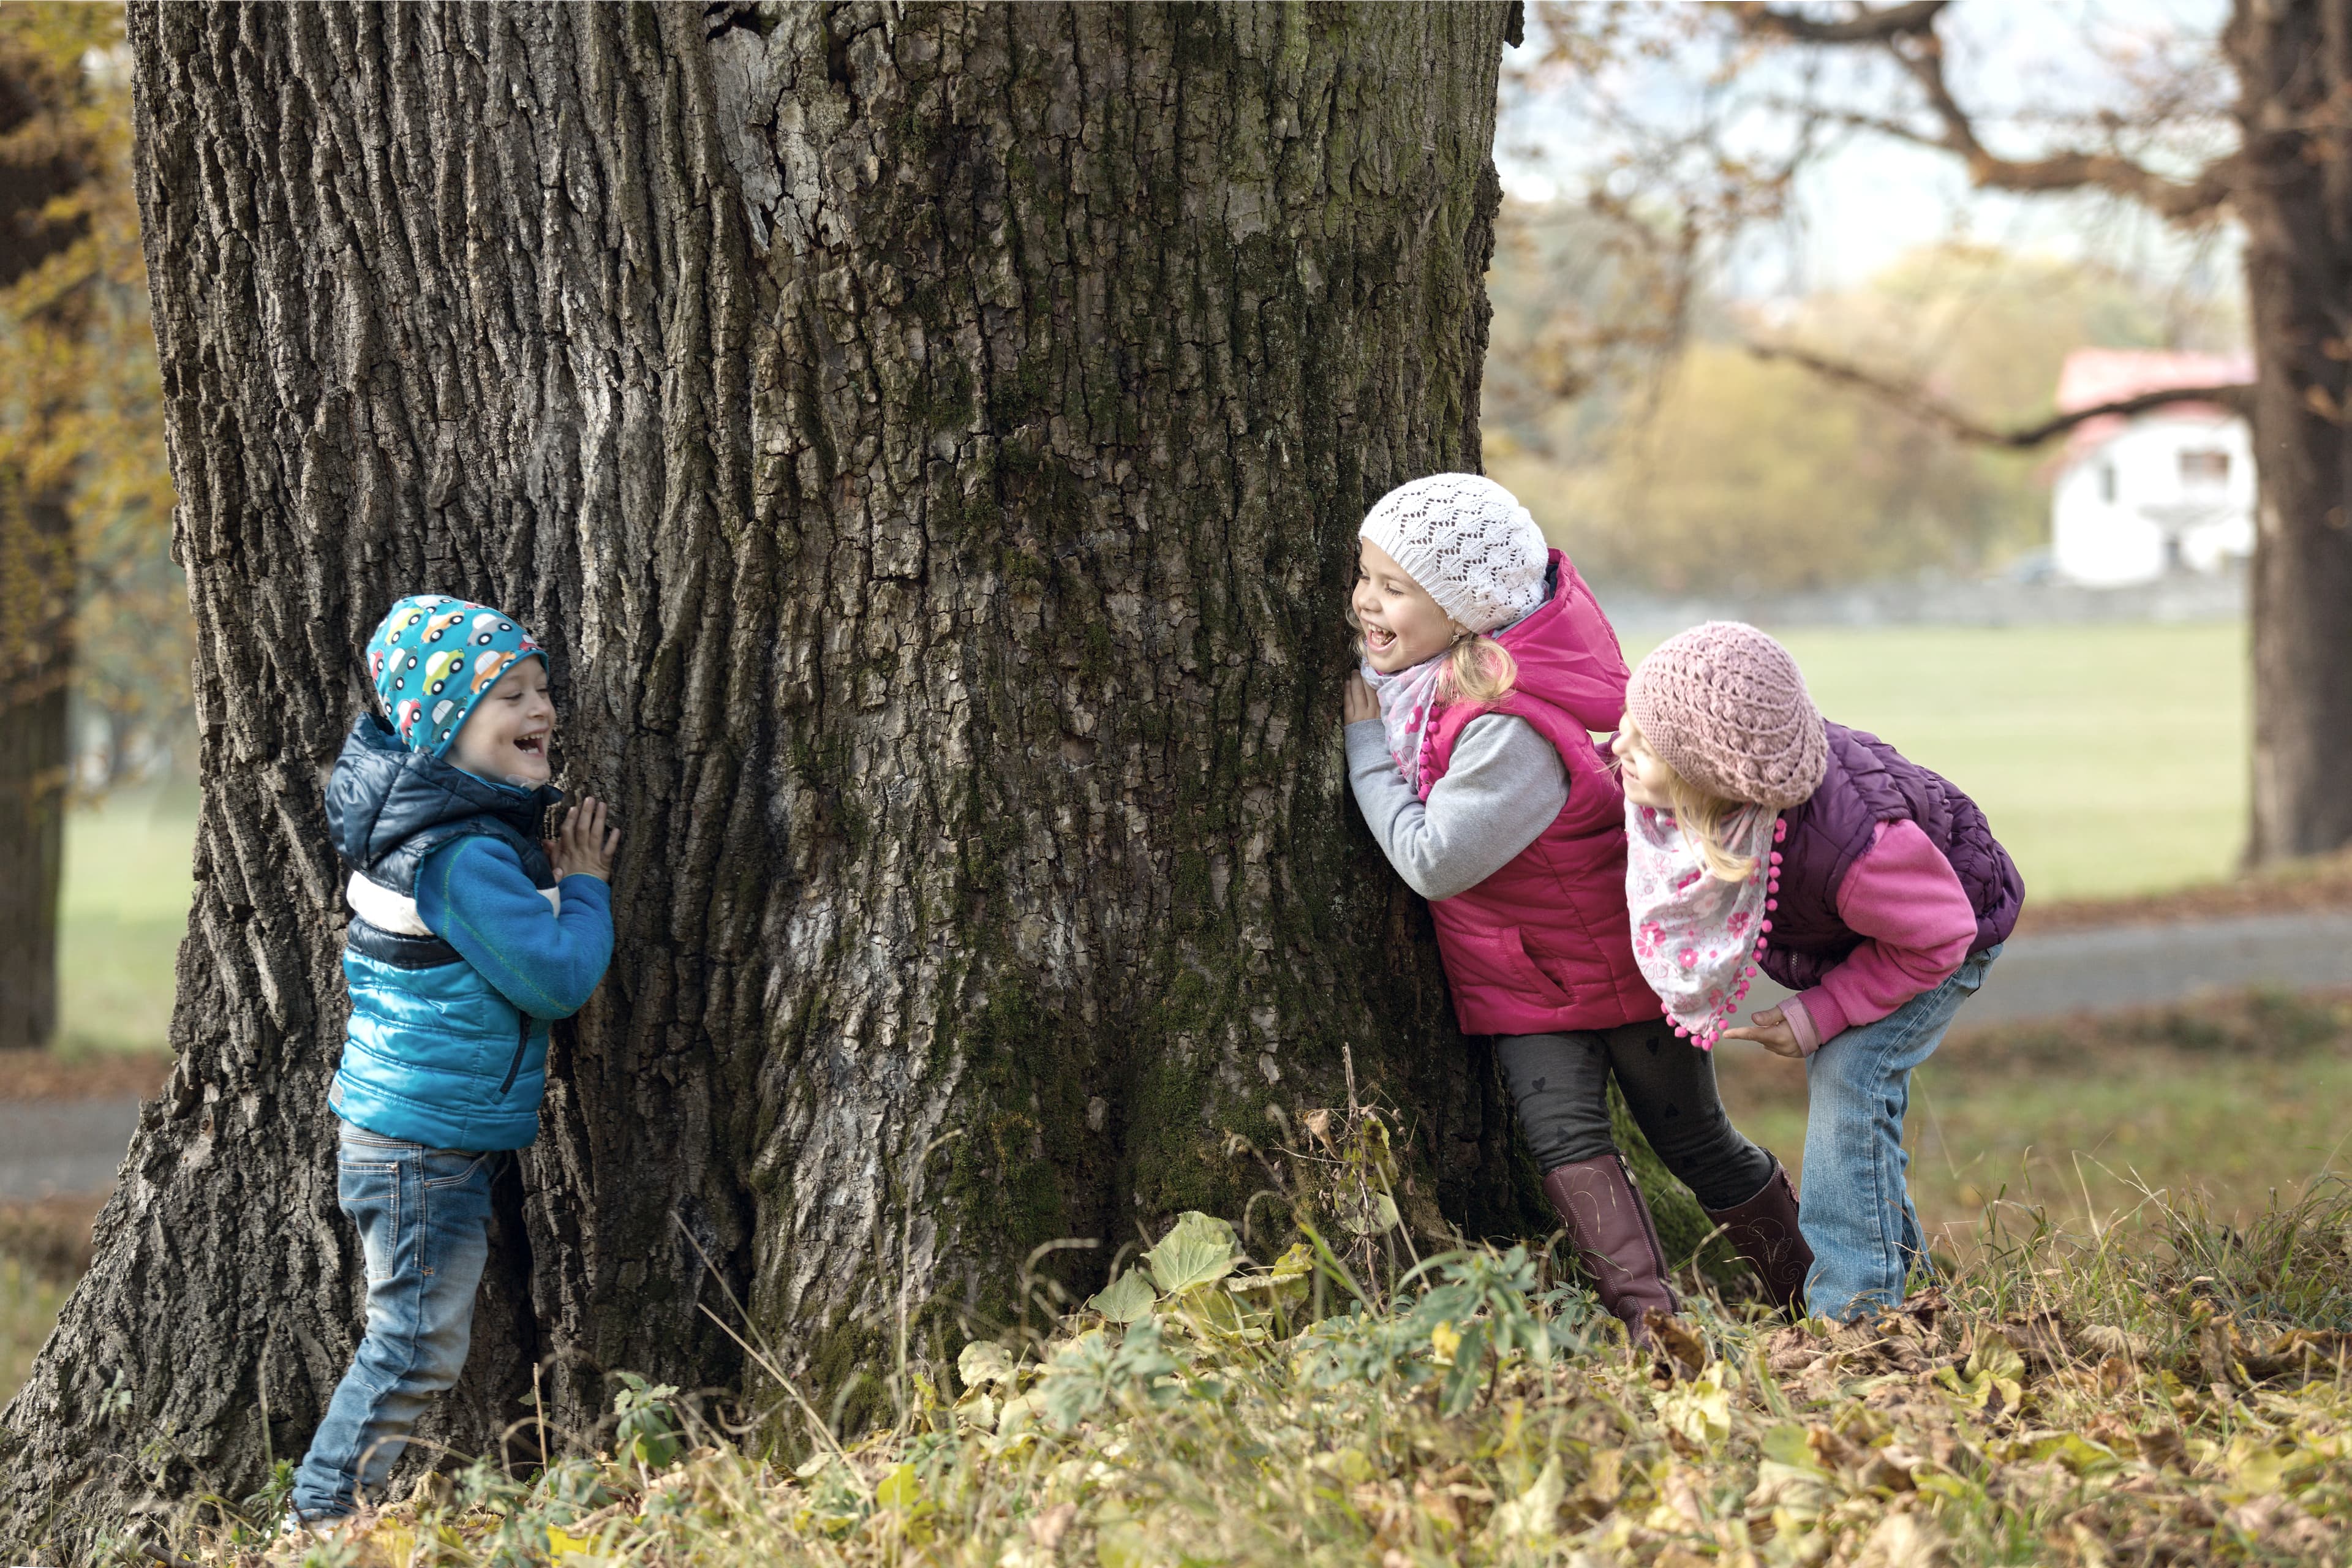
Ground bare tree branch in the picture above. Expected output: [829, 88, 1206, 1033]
[1743, 337, 2252, 448]
[1731, 1, 1948, 45]
[1734, 2, 2239, 221]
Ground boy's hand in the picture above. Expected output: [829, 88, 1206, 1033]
[1721, 1006, 1803, 1059]
[1343, 673, 1378, 726]
[550, 796, 620, 883]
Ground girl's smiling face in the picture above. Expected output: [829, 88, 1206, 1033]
[1611, 714, 1678, 810]
[1354, 539, 1462, 673]
[450, 658, 556, 786]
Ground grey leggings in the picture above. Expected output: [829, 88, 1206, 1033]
[1498, 1016, 1776, 1213]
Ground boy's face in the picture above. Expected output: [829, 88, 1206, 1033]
[449, 658, 555, 787]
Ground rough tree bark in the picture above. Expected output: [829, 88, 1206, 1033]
[0, 2, 1597, 1553]
[2229, 0, 2352, 864]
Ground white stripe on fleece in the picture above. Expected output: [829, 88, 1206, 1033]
[347, 872, 431, 935]
[345, 867, 560, 934]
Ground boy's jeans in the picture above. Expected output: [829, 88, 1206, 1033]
[290, 1125, 500, 1521]
[1800, 944, 2000, 1323]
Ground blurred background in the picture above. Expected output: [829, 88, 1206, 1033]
[7, 0, 2350, 1395]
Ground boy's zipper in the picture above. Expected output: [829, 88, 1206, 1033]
[499, 1012, 532, 1097]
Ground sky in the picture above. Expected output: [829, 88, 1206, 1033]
[1496, 0, 2239, 302]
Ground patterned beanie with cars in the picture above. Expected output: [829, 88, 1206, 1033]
[365, 594, 545, 756]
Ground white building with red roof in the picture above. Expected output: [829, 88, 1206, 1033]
[2048, 349, 2255, 587]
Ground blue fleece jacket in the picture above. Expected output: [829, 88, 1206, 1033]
[325, 709, 616, 1152]
[416, 837, 614, 1019]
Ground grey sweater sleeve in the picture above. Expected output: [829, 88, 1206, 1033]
[1345, 714, 1570, 901]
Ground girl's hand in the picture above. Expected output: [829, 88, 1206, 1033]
[1343, 673, 1378, 726]
[1721, 1005, 1803, 1058]
[552, 796, 621, 882]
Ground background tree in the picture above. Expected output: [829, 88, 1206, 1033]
[0, 4, 184, 1054]
[0, 7, 111, 1052]
[1, 4, 1730, 1552]
[1731, 0, 2352, 865]
[1572, 0, 2347, 865]
[1487, 237, 2246, 595]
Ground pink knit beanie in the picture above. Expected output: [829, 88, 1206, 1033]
[1626, 622, 1827, 809]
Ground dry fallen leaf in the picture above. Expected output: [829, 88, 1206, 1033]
[1028, 1501, 1076, 1550]
[2078, 1324, 2152, 1362]
[1852, 1508, 1954, 1568]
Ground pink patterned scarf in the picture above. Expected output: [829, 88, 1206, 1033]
[1362, 649, 1452, 796]
[1624, 801, 1779, 1049]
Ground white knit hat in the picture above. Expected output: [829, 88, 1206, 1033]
[1358, 473, 1549, 634]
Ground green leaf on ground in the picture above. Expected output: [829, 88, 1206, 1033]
[1145, 1212, 1241, 1294]
[959, 1340, 1017, 1389]
[1088, 1268, 1158, 1324]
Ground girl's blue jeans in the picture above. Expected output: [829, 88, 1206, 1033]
[290, 1125, 500, 1521]
[1799, 944, 1999, 1322]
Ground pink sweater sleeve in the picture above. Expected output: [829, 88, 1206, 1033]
[1780, 821, 1977, 1054]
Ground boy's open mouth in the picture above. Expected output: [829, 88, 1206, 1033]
[515, 733, 546, 757]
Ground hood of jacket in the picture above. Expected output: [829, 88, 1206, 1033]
[1492, 551, 1633, 734]
[325, 710, 559, 883]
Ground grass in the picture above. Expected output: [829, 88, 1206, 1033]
[178, 1145, 2352, 1568]
[0, 1256, 70, 1414]
[55, 782, 196, 1055]
[1623, 621, 2250, 901]
[1714, 991, 2352, 1261]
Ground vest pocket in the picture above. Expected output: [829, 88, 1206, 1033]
[1513, 928, 1581, 1008]
[1443, 922, 1581, 1010]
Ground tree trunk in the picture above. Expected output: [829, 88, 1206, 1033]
[2233, 0, 2352, 864]
[1, 2, 1567, 1551]
[0, 488, 69, 1053]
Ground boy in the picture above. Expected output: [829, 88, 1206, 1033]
[288, 595, 619, 1526]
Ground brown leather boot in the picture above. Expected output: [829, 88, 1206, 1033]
[1706, 1157, 1812, 1317]
[1543, 1153, 1678, 1337]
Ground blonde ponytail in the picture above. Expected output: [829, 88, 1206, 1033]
[1442, 632, 1517, 706]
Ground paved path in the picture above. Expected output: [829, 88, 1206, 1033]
[0, 1096, 142, 1200]
[5, 911, 2351, 1202]
[1743, 908, 2352, 1027]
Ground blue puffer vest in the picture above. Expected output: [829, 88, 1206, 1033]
[324, 711, 564, 1151]
[1762, 723, 2024, 992]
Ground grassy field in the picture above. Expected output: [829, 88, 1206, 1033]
[1713, 990, 2352, 1256]
[1623, 620, 2250, 902]
[17, 620, 2352, 1563]
[0, 1254, 71, 1409]
[55, 783, 196, 1055]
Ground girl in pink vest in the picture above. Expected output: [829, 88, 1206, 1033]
[1341, 475, 1809, 1336]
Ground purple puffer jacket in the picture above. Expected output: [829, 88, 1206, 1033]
[1762, 723, 2024, 992]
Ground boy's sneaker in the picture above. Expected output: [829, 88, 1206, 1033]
[269, 1509, 355, 1547]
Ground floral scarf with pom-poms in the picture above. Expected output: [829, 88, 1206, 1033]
[1624, 800, 1781, 1049]
[1362, 648, 1452, 798]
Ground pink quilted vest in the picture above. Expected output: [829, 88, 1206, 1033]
[1417, 551, 1662, 1036]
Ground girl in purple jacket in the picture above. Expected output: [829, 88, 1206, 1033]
[1341, 476, 1808, 1338]
[1611, 622, 2023, 1322]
